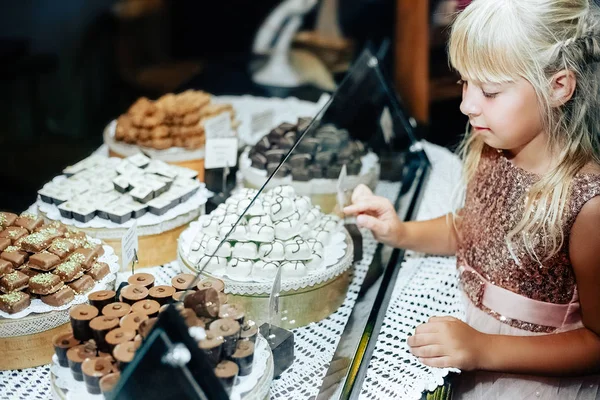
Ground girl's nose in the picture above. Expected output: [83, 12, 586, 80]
[459, 85, 481, 117]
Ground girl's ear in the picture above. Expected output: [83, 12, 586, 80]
[549, 69, 577, 107]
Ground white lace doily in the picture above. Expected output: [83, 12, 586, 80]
[37, 183, 208, 236]
[239, 149, 380, 195]
[360, 256, 464, 399]
[177, 218, 352, 294]
[50, 335, 272, 400]
[359, 142, 465, 400]
[0, 242, 119, 324]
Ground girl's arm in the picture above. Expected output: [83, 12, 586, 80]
[343, 185, 459, 255]
[409, 197, 600, 375]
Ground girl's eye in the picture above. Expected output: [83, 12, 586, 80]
[457, 79, 466, 86]
[482, 90, 499, 99]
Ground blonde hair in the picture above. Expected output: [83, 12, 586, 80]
[449, 0, 600, 263]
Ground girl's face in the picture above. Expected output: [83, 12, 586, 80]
[458, 76, 545, 154]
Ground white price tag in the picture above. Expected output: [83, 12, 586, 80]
[121, 221, 138, 271]
[251, 109, 275, 134]
[204, 112, 234, 139]
[380, 106, 394, 144]
[204, 138, 239, 169]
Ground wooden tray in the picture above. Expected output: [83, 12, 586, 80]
[0, 312, 71, 370]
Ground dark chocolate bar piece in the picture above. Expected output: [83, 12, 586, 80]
[29, 272, 64, 295]
[42, 285, 75, 306]
[1, 247, 28, 268]
[326, 165, 343, 179]
[296, 138, 320, 155]
[265, 149, 286, 164]
[309, 165, 324, 179]
[0, 291, 30, 314]
[291, 168, 311, 182]
[250, 153, 267, 169]
[315, 151, 335, 167]
[29, 252, 61, 272]
[0, 212, 17, 229]
[0, 270, 29, 292]
[88, 262, 110, 280]
[289, 154, 311, 169]
[255, 137, 271, 152]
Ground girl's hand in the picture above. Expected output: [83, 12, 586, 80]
[407, 316, 488, 371]
[343, 184, 404, 248]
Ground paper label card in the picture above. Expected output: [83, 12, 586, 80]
[121, 221, 138, 270]
[204, 112, 234, 139]
[251, 109, 275, 134]
[204, 138, 239, 169]
[336, 164, 349, 211]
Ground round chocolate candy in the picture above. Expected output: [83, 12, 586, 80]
[67, 344, 98, 382]
[172, 291, 188, 302]
[240, 320, 258, 344]
[199, 331, 224, 368]
[120, 312, 149, 332]
[88, 290, 116, 310]
[209, 318, 240, 358]
[184, 287, 220, 318]
[171, 273, 197, 291]
[105, 328, 136, 352]
[180, 308, 202, 327]
[102, 302, 131, 318]
[148, 285, 175, 305]
[82, 357, 113, 395]
[120, 284, 149, 305]
[218, 304, 245, 326]
[113, 341, 139, 369]
[90, 316, 120, 353]
[197, 277, 225, 293]
[138, 317, 157, 339]
[214, 360, 238, 395]
[99, 372, 121, 395]
[70, 304, 99, 341]
[127, 273, 155, 289]
[231, 340, 255, 376]
[52, 331, 80, 368]
[131, 299, 160, 318]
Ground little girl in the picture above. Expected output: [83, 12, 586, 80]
[345, 0, 600, 398]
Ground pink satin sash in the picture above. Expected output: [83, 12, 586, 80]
[459, 264, 582, 329]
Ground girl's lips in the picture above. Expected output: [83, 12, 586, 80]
[472, 126, 490, 131]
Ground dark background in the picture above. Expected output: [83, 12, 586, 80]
[0, 0, 465, 213]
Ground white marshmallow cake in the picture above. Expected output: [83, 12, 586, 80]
[187, 185, 340, 281]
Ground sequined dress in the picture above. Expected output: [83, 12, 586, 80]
[453, 146, 600, 399]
